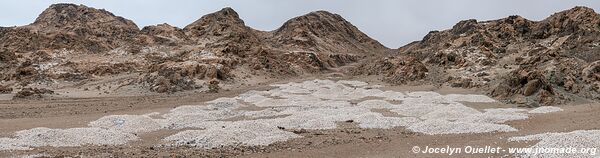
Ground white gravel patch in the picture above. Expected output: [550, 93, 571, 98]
[0, 127, 137, 150]
[337, 80, 368, 87]
[376, 91, 406, 101]
[408, 119, 518, 135]
[509, 130, 600, 158]
[457, 108, 529, 123]
[205, 97, 243, 109]
[163, 121, 301, 149]
[444, 94, 496, 103]
[357, 100, 397, 109]
[162, 108, 239, 129]
[419, 104, 482, 121]
[253, 98, 293, 107]
[241, 109, 285, 119]
[265, 107, 372, 130]
[237, 93, 269, 103]
[1, 79, 562, 150]
[0, 138, 31, 150]
[279, 85, 312, 94]
[18, 153, 53, 158]
[529, 106, 564, 114]
[406, 91, 443, 98]
[389, 103, 443, 117]
[355, 114, 421, 129]
[89, 115, 162, 133]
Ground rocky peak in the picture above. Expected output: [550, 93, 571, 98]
[141, 23, 188, 45]
[273, 10, 386, 53]
[548, 6, 598, 20]
[142, 23, 184, 36]
[539, 6, 600, 36]
[183, 7, 248, 37]
[32, 3, 138, 31]
[275, 10, 360, 38]
[0, 3, 140, 53]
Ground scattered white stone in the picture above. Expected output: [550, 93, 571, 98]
[279, 85, 311, 94]
[389, 103, 442, 117]
[337, 80, 368, 87]
[18, 153, 52, 158]
[458, 108, 528, 123]
[0, 138, 31, 150]
[241, 109, 286, 119]
[376, 91, 406, 101]
[237, 93, 269, 103]
[364, 84, 384, 89]
[406, 91, 443, 98]
[205, 97, 242, 109]
[266, 107, 371, 130]
[360, 88, 385, 96]
[355, 114, 420, 129]
[310, 87, 354, 100]
[408, 119, 517, 135]
[89, 115, 162, 133]
[1, 79, 560, 150]
[0, 127, 137, 150]
[253, 98, 292, 107]
[163, 108, 239, 129]
[444, 94, 496, 103]
[163, 121, 301, 149]
[529, 106, 563, 114]
[419, 104, 481, 121]
[509, 130, 600, 158]
[357, 100, 397, 109]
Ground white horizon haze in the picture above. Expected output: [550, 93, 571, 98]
[0, 0, 599, 48]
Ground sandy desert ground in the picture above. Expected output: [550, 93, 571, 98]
[1, 74, 599, 158]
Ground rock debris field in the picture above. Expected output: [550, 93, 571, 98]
[0, 80, 577, 151]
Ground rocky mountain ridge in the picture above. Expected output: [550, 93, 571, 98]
[355, 6, 600, 106]
[1, 3, 598, 106]
[0, 4, 386, 95]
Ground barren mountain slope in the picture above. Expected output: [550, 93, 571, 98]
[355, 6, 600, 106]
[270, 10, 387, 55]
[0, 4, 388, 97]
[1, 3, 140, 53]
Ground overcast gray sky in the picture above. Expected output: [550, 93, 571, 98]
[0, 0, 599, 48]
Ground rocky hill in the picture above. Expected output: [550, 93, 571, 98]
[1, 4, 597, 106]
[270, 11, 387, 55]
[355, 6, 600, 106]
[1, 3, 140, 53]
[0, 4, 387, 96]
